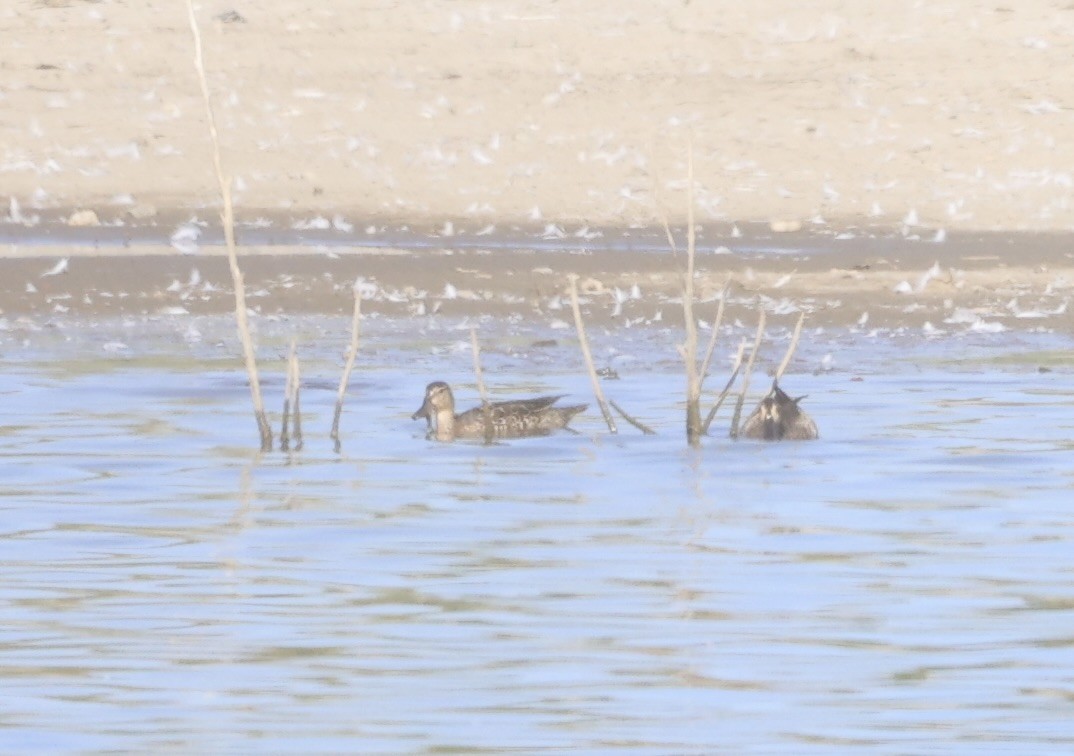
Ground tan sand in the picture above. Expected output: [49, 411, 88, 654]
[4, 0, 1074, 233]
[3, 1, 1074, 339]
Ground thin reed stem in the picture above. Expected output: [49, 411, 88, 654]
[290, 341, 303, 451]
[698, 281, 730, 385]
[331, 285, 362, 452]
[730, 309, 766, 439]
[470, 327, 494, 444]
[680, 143, 703, 446]
[702, 338, 746, 435]
[650, 141, 682, 272]
[609, 399, 656, 435]
[185, 0, 271, 450]
[774, 311, 806, 383]
[568, 274, 617, 433]
[280, 341, 295, 452]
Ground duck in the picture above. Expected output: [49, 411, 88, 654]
[741, 382, 819, 441]
[412, 381, 587, 441]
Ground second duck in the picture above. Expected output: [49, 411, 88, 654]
[741, 382, 819, 441]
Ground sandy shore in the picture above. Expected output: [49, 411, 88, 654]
[4, 1, 1074, 340]
[5, 0, 1074, 233]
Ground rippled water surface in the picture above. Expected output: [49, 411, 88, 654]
[2, 315, 1074, 753]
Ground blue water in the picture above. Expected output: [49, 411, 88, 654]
[1, 316, 1073, 753]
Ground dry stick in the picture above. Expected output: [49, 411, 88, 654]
[185, 0, 271, 451]
[662, 209, 725, 433]
[729, 310, 767, 439]
[469, 327, 494, 444]
[773, 311, 806, 384]
[702, 338, 747, 435]
[660, 210, 681, 268]
[609, 399, 656, 435]
[331, 287, 362, 452]
[651, 143, 682, 273]
[280, 341, 295, 452]
[678, 144, 703, 446]
[567, 274, 617, 434]
[698, 281, 731, 386]
[290, 345, 303, 452]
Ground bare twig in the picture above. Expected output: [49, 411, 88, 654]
[568, 274, 617, 433]
[185, 0, 271, 450]
[331, 285, 362, 452]
[730, 309, 766, 439]
[702, 338, 747, 435]
[470, 327, 494, 444]
[290, 342, 303, 451]
[280, 340, 295, 452]
[609, 399, 656, 435]
[680, 144, 703, 446]
[652, 151, 682, 272]
[698, 281, 730, 385]
[660, 215, 681, 268]
[774, 311, 806, 383]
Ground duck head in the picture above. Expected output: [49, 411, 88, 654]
[756, 383, 808, 440]
[412, 381, 456, 439]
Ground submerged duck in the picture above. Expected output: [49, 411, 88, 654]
[741, 382, 819, 441]
[412, 381, 587, 442]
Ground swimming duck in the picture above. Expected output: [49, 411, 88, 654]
[741, 382, 819, 441]
[413, 381, 587, 441]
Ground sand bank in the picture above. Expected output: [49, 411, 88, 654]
[4, 0, 1074, 234]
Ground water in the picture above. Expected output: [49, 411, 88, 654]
[2, 315, 1073, 753]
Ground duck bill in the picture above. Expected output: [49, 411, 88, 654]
[412, 397, 430, 421]
[763, 417, 781, 440]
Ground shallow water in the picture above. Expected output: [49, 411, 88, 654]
[2, 315, 1074, 753]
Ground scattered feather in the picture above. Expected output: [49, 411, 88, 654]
[292, 216, 330, 230]
[916, 262, 942, 293]
[41, 258, 69, 277]
[170, 222, 201, 254]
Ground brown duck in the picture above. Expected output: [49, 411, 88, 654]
[413, 381, 587, 441]
[741, 382, 819, 441]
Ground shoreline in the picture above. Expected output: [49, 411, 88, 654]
[3, 210, 1074, 256]
[2, 229, 1072, 338]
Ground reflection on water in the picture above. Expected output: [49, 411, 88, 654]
[2, 317, 1074, 752]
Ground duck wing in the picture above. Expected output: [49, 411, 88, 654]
[454, 395, 581, 438]
[457, 395, 565, 420]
